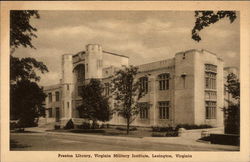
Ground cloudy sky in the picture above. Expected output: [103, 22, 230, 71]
[13, 11, 240, 86]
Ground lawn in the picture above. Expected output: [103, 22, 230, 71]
[48, 126, 153, 138]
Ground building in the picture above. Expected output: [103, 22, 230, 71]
[40, 44, 230, 128]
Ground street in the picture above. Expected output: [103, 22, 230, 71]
[10, 132, 239, 151]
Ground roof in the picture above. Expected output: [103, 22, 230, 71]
[102, 50, 129, 58]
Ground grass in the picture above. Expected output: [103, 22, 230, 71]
[48, 126, 153, 138]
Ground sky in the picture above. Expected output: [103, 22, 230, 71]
[13, 11, 240, 86]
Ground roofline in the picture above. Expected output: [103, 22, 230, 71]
[103, 50, 129, 58]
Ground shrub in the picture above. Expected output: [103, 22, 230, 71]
[152, 132, 166, 137]
[92, 122, 99, 129]
[64, 119, 74, 129]
[165, 130, 178, 137]
[176, 124, 212, 130]
[54, 125, 60, 130]
[78, 122, 91, 129]
[151, 126, 176, 132]
[116, 127, 137, 131]
[10, 121, 18, 130]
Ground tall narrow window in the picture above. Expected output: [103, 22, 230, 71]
[48, 93, 52, 103]
[204, 64, 217, 120]
[139, 77, 148, 93]
[159, 101, 170, 119]
[139, 102, 149, 119]
[158, 73, 170, 90]
[205, 101, 216, 119]
[55, 91, 60, 101]
[67, 84, 69, 90]
[205, 64, 217, 89]
[48, 108, 53, 117]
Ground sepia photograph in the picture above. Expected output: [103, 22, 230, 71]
[9, 10, 240, 151]
[1, 1, 250, 162]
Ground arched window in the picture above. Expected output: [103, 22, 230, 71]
[158, 73, 170, 90]
[73, 64, 85, 82]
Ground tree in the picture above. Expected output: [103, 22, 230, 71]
[10, 80, 46, 130]
[10, 10, 40, 50]
[10, 10, 48, 129]
[111, 65, 145, 134]
[192, 11, 237, 42]
[223, 73, 240, 134]
[77, 79, 112, 127]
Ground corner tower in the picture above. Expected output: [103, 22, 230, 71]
[61, 54, 74, 125]
[85, 44, 103, 79]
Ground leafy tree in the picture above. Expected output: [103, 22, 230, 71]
[111, 65, 145, 134]
[223, 73, 240, 134]
[10, 10, 40, 50]
[192, 11, 237, 42]
[10, 80, 46, 130]
[77, 79, 112, 127]
[10, 10, 48, 129]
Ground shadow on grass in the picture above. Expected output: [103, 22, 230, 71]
[11, 130, 39, 133]
[70, 129, 105, 133]
[10, 139, 30, 150]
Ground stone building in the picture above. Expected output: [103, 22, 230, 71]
[40, 44, 229, 128]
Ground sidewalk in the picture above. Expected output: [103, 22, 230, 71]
[24, 127, 239, 151]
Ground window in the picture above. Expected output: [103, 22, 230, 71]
[205, 101, 216, 119]
[159, 101, 170, 119]
[139, 77, 148, 93]
[75, 64, 85, 82]
[55, 91, 60, 101]
[104, 83, 110, 96]
[67, 84, 69, 90]
[139, 102, 149, 119]
[158, 73, 170, 90]
[67, 102, 70, 108]
[205, 64, 217, 89]
[48, 93, 52, 103]
[48, 108, 53, 117]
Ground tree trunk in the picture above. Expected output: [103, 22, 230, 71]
[126, 118, 130, 135]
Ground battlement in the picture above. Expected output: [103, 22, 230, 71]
[86, 44, 102, 52]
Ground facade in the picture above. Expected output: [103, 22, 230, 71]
[40, 44, 230, 128]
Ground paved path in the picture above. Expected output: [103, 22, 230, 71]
[10, 131, 239, 151]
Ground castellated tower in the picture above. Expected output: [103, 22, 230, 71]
[61, 54, 73, 124]
[85, 44, 103, 79]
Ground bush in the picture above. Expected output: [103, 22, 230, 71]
[176, 124, 212, 130]
[151, 126, 176, 132]
[10, 121, 18, 130]
[54, 125, 60, 130]
[165, 130, 178, 137]
[78, 122, 91, 129]
[152, 132, 166, 137]
[64, 119, 74, 129]
[116, 127, 137, 131]
[92, 122, 99, 129]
